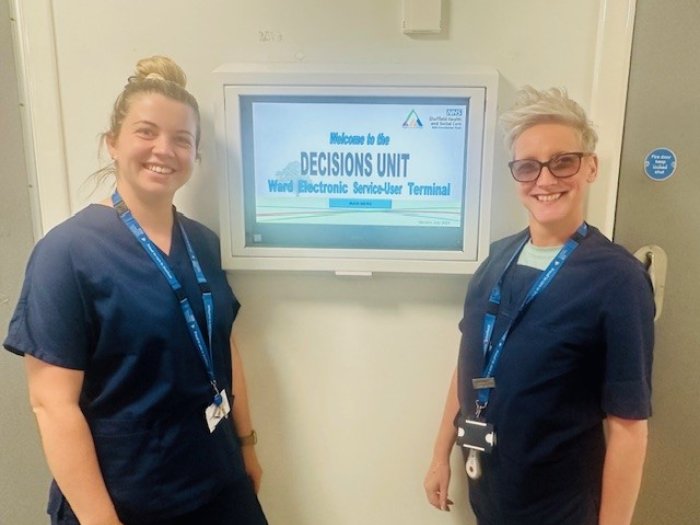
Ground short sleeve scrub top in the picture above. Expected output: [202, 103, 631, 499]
[4, 204, 248, 523]
[457, 226, 655, 525]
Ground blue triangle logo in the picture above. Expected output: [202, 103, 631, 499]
[402, 110, 423, 128]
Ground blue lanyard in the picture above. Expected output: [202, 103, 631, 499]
[475, 223, 588, 416]
[112, 191, 222, 407]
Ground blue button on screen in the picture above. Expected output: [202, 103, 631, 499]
[329, 199, 393, 209]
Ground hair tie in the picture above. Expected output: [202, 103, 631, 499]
[126, 73, 166, 85]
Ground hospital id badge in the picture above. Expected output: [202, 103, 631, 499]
[456, 417, 496, 453]
[205, 389, 231, 433]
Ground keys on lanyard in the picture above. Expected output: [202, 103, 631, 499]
[112, 191, 230, 431]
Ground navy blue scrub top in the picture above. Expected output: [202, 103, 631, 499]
[4, 204, 246, 522]
[457, 226, 654, 525]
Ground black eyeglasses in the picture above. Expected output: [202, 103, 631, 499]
[508, 152, 592, 182]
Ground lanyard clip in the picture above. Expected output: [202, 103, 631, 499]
[211, 381, 223, 406]
[475, 400, 486, 419]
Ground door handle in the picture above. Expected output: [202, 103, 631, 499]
[633, 245, 667, 322]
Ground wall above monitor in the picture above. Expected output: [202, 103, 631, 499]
[213, 64, 498, 274]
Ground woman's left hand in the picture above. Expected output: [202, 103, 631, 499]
[241, 445, 263, 493]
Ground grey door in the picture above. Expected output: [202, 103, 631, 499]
[614, 2, 700, 524]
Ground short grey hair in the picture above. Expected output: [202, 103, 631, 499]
[499, 86, 598, 155]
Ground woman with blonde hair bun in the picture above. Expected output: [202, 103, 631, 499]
[4, 56, 268, 524]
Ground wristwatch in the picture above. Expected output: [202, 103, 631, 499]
[238, 430, 257, 446]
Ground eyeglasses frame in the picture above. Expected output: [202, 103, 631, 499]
[508, 151, 594, 182]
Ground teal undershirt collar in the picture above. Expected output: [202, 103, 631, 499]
[517, 241, 563, 270]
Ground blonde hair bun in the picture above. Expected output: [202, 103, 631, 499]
[133, 56, 187, 88]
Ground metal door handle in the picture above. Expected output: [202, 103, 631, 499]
[634, 245, 667, 322]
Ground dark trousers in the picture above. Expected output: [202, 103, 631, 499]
[51, 477, 268, 525]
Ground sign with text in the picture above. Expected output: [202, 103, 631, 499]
[248, 97, 469, 228]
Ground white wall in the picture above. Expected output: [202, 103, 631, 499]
[1, 1, 49, 524]
[7, 1, 634, 523]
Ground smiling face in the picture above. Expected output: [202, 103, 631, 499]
[107, 92, 197, 205]
[513, 122, 598, 246]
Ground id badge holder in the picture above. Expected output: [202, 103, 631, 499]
[456, 417, 496, 480]
[463, 379, 497, 479]
[456, 417, 497, 453]
[205, 389, 231, 433]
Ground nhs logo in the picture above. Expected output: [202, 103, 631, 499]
[446, 108, 463, 117]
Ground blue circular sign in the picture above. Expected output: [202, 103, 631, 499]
[644, 148, 677, 181]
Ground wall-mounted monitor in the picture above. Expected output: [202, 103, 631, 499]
[214, 65, 498, 274]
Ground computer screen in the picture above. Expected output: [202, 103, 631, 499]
[215, 67, 498, 274]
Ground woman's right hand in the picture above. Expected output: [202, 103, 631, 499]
[424, 459, 453, 511]
[424, 367, 459, 511]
